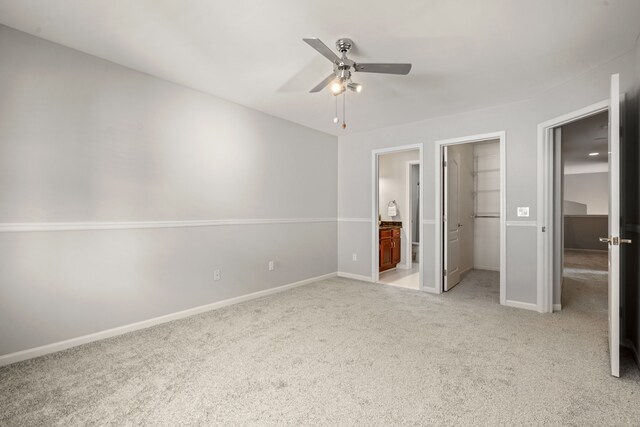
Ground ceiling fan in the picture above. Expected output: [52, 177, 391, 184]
[303, 37, 412, 95]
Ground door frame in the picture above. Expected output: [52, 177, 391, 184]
[405, 160, 420, 270]
[536, 99, 609, 313]
[434, 131, 506, 303]
[552, 128, 564, 313]
[371, 144, 424, 288]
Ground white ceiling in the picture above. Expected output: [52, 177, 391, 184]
[561, 111, 609, 175]
[1, 1, 639, 135]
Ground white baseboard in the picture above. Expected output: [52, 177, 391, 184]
[460, 266, 473, 278]
[553, 303, 562, 311]
[474, 265, 500, 272]
[564, 248, 608, 253]
[504, 299, 538, 311]
[337, 271, 372, 282]
[0, 272, 337, 367]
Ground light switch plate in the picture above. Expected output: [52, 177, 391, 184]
[517, 207, 530, 217]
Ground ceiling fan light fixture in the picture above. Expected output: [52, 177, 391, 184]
[347, 82, 362, 93]
[330, 80, 345, 95]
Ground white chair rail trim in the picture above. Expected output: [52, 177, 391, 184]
[0, 218, 337, 232]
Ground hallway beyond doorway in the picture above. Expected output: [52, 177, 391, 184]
[562, 249, 607, 311]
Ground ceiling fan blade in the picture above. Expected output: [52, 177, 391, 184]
[303, 38, 340, 63]
[354, 63, 412, 75]
[310, 73, 337, 93]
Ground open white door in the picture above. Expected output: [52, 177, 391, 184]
[602, 73, 621, 377]
[444, 147, 461, 291]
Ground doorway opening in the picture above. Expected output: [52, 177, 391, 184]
[538, 73, 625, 377]
[553, 111, 610, 315]
[435, 132, 506, 304]
[408, 161, 420, 270]
[371, 144, 423, 290]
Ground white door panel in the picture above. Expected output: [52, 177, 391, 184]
[444, 147, 461, 291]
[606, 73, 621, 378]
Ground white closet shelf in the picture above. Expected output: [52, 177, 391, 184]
[474, 213, 500, 218]
[473, 168, 500, 174]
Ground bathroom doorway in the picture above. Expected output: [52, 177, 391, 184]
[407, 161, 420, 270]
[371, 144, 423, 290]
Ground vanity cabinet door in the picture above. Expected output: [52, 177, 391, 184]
[392, 237, 401, 264]
[380, 238, 393, 271]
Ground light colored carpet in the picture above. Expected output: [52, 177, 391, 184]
[564, 249, 608, 271]
[563, 250, 609, 312]
[1, 270, 639, 425]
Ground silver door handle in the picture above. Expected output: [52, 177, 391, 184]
[458, 223, 463, 228]
[599, 236, 633, 245]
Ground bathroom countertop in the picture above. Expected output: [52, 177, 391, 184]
[379, 221, 402, 229]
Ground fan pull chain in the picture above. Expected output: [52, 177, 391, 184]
[333, 95, 339, 124]
[342, 92, 347, 129]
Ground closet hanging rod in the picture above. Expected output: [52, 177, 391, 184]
[473, 214, 500, 218]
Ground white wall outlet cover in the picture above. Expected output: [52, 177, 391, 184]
[268, 261, 274, 271]
[213, 269, 221, 281]
[352, 253, 357, 261]
[517, 207, 530, 217]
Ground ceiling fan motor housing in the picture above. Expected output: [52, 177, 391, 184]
[335, 65, 351, 81]
[336, 38, 353, 54]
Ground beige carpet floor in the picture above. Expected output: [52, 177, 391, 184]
[1, 268, 639, 425]
[564, 249, 608, 271]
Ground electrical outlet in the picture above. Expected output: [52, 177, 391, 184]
[213, 269, 221, 281]
[352, 253, 357, 261]
[268, 261, 274, 271]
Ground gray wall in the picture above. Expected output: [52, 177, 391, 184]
[0, 25, 338, 356]
[337, 48, 636, 305]
[378, 150, 419, 223]
[563, 201, 587, 215]
[564, 216, 608, 251]
[564, 172, 608, 215]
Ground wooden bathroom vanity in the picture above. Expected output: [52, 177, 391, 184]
[379, 223, 401, 272]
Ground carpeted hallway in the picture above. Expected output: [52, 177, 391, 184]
[1, 269, 639, 425]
